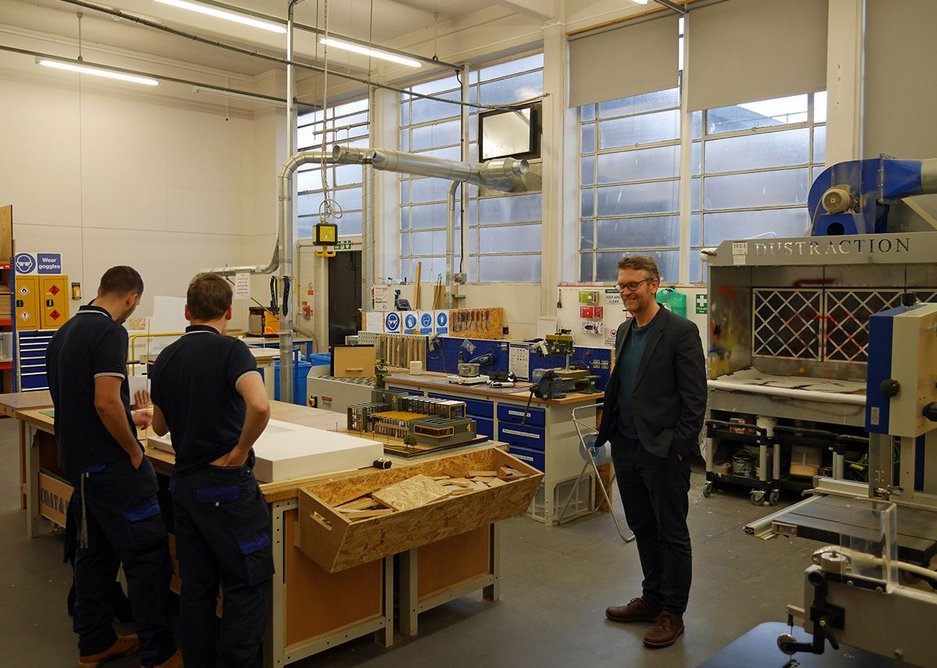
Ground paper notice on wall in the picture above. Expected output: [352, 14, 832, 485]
[509, 343, 530, 380]
[365, 311, 384, 333]
[234, 273, 251, 299]
[371, 285, 392, 311]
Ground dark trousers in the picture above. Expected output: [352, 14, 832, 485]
[69, 458, 176, 665]
[611, 437, 692, 615]
[171, 461, 274, 668]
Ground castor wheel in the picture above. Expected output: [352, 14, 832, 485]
[769, 489, 781, 506]
[702, 482, 713, 498]
[750, 489, 767, 505]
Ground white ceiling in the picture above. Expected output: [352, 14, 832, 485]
[0, 0, 650, 110]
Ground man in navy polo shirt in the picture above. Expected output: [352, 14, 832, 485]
[150, 272, 272, 667]
[46, 266, 179, 668]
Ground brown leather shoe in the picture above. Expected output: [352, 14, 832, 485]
[644, 610, 684, 648]
[78, 634, 140, 667]
[606, 597, 662, 623]
[143, 649, 183, 668]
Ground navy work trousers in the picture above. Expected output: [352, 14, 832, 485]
[69, 457, 176, 666]
[171, 460, 274, 667]
[611, 437, 693, 615]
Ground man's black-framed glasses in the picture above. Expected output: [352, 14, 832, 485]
[615, 277, 654, 292]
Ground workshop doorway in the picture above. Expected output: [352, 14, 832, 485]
[328, 250, 361, 347]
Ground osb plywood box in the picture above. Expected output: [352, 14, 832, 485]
[298, 447, 542, 572]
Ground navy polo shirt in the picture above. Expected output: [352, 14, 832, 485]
[46, 305, 138, 473]
[150, 325, 260, 477]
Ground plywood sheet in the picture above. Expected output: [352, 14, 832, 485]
[372, 474, 450, 511]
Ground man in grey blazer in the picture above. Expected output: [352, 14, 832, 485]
[595, 255, 707, 649]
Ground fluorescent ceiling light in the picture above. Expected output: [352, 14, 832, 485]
[633, 0, 649, 4]
[319, 37, 422, 68]
[193, 86, 286, 107]
[37, 59, 159, 86]
[154, 0, 286, 34]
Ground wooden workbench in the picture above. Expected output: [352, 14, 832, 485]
[384, 373, 607, 524]
[2, 393, 515, 666]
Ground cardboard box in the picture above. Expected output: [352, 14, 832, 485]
[38, 471, 72, 527]
[298, 447, 542, 572]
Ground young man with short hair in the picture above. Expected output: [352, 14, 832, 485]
[150, 272, 272, 667]
[46, 265, 180, 668]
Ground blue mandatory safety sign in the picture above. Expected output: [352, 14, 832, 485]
[404, 313, 418, 331]
[385, 312, 401, 333]
[14, 253, 35, 274]
[420, 312, 433, 328]
[435, 310, 449, 334]
[37, 253, 63, 274]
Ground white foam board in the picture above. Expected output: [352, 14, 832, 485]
[147, 419, 382, 483]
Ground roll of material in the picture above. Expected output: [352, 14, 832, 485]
[409, 360, 423, 375]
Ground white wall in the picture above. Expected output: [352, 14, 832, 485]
[0, 73, 266, 329]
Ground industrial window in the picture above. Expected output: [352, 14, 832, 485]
[690, 91, 826, 282]
[578, 87, 682, 283]
[399, 53, 543, 284]
[296, 98, 370, 240]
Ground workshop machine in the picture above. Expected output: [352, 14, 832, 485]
[704, 157, 937, 504]
[764, 302, 937, 667]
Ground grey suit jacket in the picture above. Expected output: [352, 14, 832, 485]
[595, 306, 707, 458]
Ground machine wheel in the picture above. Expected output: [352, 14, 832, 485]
[777, 632, 798, 656]
[702, 482, 713, 498]
[750, 489, 766, 505]
[768, 489, 781, 506]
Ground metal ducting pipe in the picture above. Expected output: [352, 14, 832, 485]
[332, 146, 528, 193]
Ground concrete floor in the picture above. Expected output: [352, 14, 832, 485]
[0, 417, 817, 667]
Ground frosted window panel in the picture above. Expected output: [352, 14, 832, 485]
[479, 224, 542, 253]
[296, 125, 317, 148]
[410, 76, 460, 96]
[581, 105, 596, 122]
[417, 146, 461, 161]
[581, 191, 595, 218]
[581, 123, 595, 153]
[599, 109, 680, 149]
[297, 192, 325, 216]
[597, 250, 677, 283]
[335, 111, 368, 128]
[337, 210, 362, 236]
[814, 126, 826, 164]
[297, 217, 313, 239]
[401, 130, 410, 151]
[478, 193, 542, 224]
[480, 53, 544, 81]
[334, 164, 362, 188]
[580, 253, 593, 282]
[581, 157, 595, 186]
[691, 214, 701, 247]
[410, 230, 447, 255]
[344, 137, 370, 149]
[704, 168, 810, 209]
[479, 255, 540, 282]
[707, 95, 808, 135]
[598, 89, 680, 118]
[332, 187, 362, 212]
[412, 120, 461, 151]
[400, 180, 409, 205]
[580, 220, 594, 250]
[479, 71, 543, 106]
[705, 128, 810, 173]
[468, 115, 477, 142]
[815, 91, 827, 123]
[410, 177, 450, 203]
[410, 90, 462, 124]
[596, 252, 622, 282]
[410, 203, 448, 229]
[297, 168, 322, 192]
[690, 178, 701, 211]
[691, 110, 703, 139]
[400, 210, 409, 233]
[690, 258, 704, 284]
[702, 208, 810, 246]
[596, 180, 680, 216]
[691, 141, 702, 175]
[597, 145, 680, 183]
[596, 216, 679, 249]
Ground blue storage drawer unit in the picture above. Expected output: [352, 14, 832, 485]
[473, 416, 495, 439]
[497, 403, 545, 427]
[498, 422, 546, 451]
[507, 445, 545, 472]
